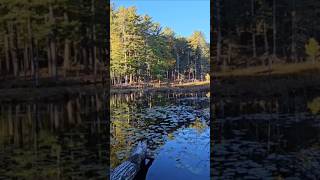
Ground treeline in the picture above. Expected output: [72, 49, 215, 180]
[0, 0, 108, 82]
[111, 5, 209, 85]
[214, 0, 320, 71]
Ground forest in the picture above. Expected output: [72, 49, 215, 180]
[0, 0, 108, 85]
[111, 5, 210, 86]
[214, 0, 320, 72]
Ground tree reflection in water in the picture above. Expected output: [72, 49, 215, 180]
[0, 93, 108, 179]
[212, 95, 320, 179]
[110, 91, 210, 179]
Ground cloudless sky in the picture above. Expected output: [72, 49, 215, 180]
[111, 0, 210, 43]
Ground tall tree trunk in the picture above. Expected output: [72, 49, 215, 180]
[122, 19, 128, 84]
[172, 70, 175, 81]
[129, 74, 133, 84]
[125, 75, 128, 84]
[198, 51, 202, 80]
[82, 47, 87, 68]
[47, 39, 52, 76]
[49, 4, 57, 79]
[73, 42, 78, 65]
[174, 45, 180, 80]
[64, 12, 70, 77]
[4, 34, 10, 73]
[272, 0, 277, 64]
[87, 27, 93, 68]
[264, 21, 269, 66]
[194, 55, 197, 80]
[216, 0, 222, 71]
[251, 0, 257, 58]
[27, 16, 34, 77]
[291, 0, 297, 63]
[8, 22, 19, 77]
[92, 0, 97, 76]
[24, 42, 28, 79]
[51, 36, 57, 80]
[34, 40, 39, 87]
[187, 50, 191, 78]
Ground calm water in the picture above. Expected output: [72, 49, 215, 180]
[110, 91, 210, 180]
[0, 92, 108, 179]
[213, 93, 320, 179]
[4, 88, 318, 179]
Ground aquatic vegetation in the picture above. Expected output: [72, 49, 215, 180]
[110, 91, 210, 179]
[308, 97, 320, 115]
[213, 96, 320, 179]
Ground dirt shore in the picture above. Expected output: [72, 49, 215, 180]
[110, 81, 210, 94]
[2, 64, 320, 102]
[0, 81, 210, 102]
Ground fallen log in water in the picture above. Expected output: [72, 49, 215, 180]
[111, 140, 148, 180]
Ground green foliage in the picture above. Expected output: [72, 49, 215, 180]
[217, 0, 320, 70]
[110, 6, 209, 84]
[0, 0, 108, 77]
[305, 38, 320, 63]
[152, 61, 167, 80]
[205, 73, 210, 81]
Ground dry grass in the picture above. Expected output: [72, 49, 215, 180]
[215, 62, 320, 77]
[171, 81, 210, 87]
[110, 81, 210, 94]
[213, 63, 320, 98]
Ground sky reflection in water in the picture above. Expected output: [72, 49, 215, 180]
[110, 92, 210, 180]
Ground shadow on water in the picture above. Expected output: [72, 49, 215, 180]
[0, 93, 108, 179]
[110, 91, 210, 180]
[213, 93, 320, 179]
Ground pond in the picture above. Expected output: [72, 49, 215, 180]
[110, 91, 210, 180]
[213, 93, 320, 179]
[0, 92, 108, 179]
[0, 89, 210, 180]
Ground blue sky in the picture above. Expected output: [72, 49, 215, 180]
[111, 0, 210, 43]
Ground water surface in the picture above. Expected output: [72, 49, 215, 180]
[213, 94, 320, 179]
[110, 91, 210, 180]
[0, 92, 108, 179]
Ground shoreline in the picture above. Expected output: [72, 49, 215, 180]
[110, 81, 210, 94]
[2, 63, 320, 102]
[213, 70, 320, 98]
[215, 62, 320, 77]
[212, 62, 320, 99]
[0, 85, 107, 102]
[0, 81, 210, 102]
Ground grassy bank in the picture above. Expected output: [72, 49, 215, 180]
[110, 81, 210, 94]
[215, 62, 320, 77]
